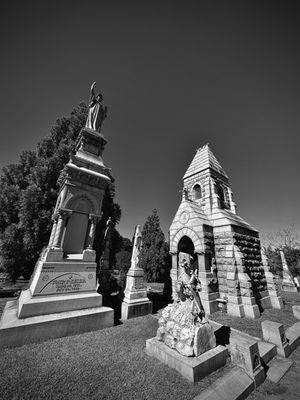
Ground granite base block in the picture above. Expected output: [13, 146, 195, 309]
[146, 337, 228, 382]
[121, 300, 152, 320]
[0, 300, 114, 349]
[18, 290, 103, 318]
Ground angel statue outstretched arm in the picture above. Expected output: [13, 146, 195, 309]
[85, 81, 106, 132]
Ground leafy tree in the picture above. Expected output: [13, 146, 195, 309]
[262, 225, 300, 278]
[264, 246, 281, 276]
[0, 102, 121, 281]
[140, 209, 170, 282]
[114, 237, 132, 273]
[113, 236, 133, 288]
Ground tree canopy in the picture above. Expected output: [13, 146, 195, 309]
[262, 225, 300, 277]
[139, 209, 170, 282]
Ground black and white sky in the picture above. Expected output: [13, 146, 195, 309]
[0, 0, 299, 240]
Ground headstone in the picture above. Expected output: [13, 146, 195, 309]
[280, 251, 298, 292]
[230, 335, 265, 387]
[121, 225, 152, 319]
[260, 251, 283, 309]
[261, 320, 291, 358]
[292, 305, 300, 320]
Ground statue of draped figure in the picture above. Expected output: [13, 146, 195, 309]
[85, 82, 108, 132]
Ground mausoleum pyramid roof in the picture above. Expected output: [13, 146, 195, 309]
[183, 144, 228, 179]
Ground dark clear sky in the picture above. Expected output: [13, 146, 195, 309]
[0, 1, 299, 240]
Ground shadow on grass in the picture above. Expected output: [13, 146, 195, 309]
[102, 291, 124, 325]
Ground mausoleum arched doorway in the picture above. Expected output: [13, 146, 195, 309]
[177, 236, 198, 276]
[169, 227, 219, 315]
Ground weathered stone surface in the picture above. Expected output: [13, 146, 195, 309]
[262, 320, 291, 357]
[292, 305, 300, 320]
[194, 323, 216, 356]
[157, 301, 216, 357]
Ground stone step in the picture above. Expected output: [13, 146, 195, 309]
[266, 356, 294, 383]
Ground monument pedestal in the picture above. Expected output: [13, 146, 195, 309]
[122, 298, 152, 320]
[0, 299, 113, 350]
[121, 267, 152, 319]
[121, 225, 152, 320]
[0, 248, 114, 349]
[146, 338, 228, 382]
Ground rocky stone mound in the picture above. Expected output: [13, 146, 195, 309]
[156, 300, 216, 357]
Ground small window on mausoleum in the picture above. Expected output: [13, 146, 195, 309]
[193, 184, 202, 200]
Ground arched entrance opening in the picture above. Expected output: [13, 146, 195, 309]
[178, 235, 194, 256]
[177, 236, 198, 273]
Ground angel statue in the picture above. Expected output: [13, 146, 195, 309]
[85, 82, 108, 132]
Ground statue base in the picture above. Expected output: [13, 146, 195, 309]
[121, 299, 152, 320]
[146, 338, 228, 382]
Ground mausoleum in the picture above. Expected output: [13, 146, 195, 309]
[169, 144, 282, 318]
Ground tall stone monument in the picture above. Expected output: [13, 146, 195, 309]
[168, 144, 282, 319]
[0, 82, 114, 349]
[280, 250, 298, 292]
[121, 225, 152, 319]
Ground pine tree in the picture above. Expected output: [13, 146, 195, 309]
[140, 209, 170, 282]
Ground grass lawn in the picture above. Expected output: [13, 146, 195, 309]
[0, 290, 299, 399]
[0, 314, 231, 400]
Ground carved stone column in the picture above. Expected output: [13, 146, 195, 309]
[197, 252, 219, 314]
[52, 209, 72, 249]
[170, 252, 178, 300]
[48, 213, 59, 247]
[86, 214, 100, 250]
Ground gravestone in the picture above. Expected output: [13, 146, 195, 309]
[0, 83, 114, 349]
[121, 225, 152, 319]
[261, 320, 291, 358]
[230, 335, 265, 387]
[280, 250, 298, 292]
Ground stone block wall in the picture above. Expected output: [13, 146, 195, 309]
[214, 231, 234, 297]
[214, 226, 267, 302]
[233, 227, 267, 300]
